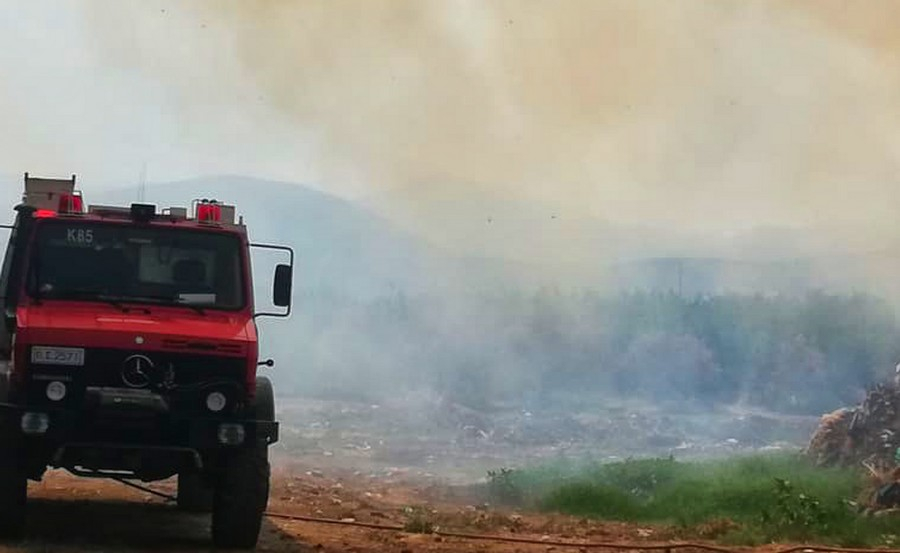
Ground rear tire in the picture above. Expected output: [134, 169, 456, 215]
[211, 446, 269, 549]
[177, 472, 213, 513]
[0, 431, 26, 540]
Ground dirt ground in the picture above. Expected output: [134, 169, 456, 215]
[273, 396, 817, 485]
[0, 398, 820, 552]
[0, 460, 687, 553]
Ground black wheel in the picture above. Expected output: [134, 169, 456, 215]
[254, 376, 275, 422]
[210, 376, 274, 548]
[211, 445, 269, 549]
[0, 372, 9, 403]
[0, 430, 26, 540]
[177, 472, 213, 513]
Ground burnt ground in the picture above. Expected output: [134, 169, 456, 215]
[273, 395, 819, 483]
[0, 396, 821, 552]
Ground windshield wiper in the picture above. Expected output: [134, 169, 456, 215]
[40, 290, 207, 315]
[175, 300, 206, 316]
[49, 290, 132, 313]
[117, 294, 207, 316]
[97, 295, 151, 314]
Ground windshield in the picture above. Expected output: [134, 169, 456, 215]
[26, 221, 245, 310]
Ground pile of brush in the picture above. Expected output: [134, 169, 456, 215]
[807, 407, 855, 467]
[807, 382, 900, 469]
[807, 382, 900, 512]
[858, 458, 900, 514]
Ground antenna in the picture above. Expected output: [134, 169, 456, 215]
[138, 162, 147, 202]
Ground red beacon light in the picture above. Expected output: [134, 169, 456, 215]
[57, 192, 84, 214]
[196, 199, 222, 223]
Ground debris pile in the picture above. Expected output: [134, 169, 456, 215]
[807, 382, 900, 468]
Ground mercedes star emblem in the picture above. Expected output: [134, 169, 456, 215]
[121, 354, 154, 388]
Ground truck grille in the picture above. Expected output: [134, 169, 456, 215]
[80, 349, 245, 389]
[25, 349, 246, 409]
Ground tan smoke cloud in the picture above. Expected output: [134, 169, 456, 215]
[78, 1, 900, 260]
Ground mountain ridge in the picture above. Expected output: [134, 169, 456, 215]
[3, 174, 897, 299]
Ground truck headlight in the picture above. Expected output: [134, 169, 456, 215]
[21, 412, 49, 434]
[206, 391, 227, 413]
[217, 423, 245, 445]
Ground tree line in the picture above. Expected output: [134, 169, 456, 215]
[277, 289, 900, 414]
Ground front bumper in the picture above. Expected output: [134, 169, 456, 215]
[0, 400, 279, 466]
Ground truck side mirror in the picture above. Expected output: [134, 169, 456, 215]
[272, 264, 292, 307]
[251, 242, 294, 319]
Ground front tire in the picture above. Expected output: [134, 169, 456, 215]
[253, 377, 275, 423]
[211, 445, 269, 549]
[0, 431, 26, 540]
[210, 377, 274, 548]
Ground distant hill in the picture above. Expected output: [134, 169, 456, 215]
[93, 176, 434, 299]
[4, 174, 899, 301]
[363, 183, 873, 264]
[611, 253, 900, 303]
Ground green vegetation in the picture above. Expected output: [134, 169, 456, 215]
[402, 506, 437, 534]
[486, 454, 900, 546]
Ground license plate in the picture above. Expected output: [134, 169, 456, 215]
[30, 346, 85, 366]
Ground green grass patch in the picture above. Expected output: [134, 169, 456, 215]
[487, 454, 899, 546]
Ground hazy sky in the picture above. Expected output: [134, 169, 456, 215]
[3, 1, 900, 245]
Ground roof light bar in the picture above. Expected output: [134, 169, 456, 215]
[57, 192, 84, 214]
[195, 199, 222, 223]
[130, 203, 156, 223]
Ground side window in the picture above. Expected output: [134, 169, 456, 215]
[0, 224, 17, 357]
[0, 225, 17, 311]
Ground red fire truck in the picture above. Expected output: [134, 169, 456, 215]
[0, 173, 293, 548]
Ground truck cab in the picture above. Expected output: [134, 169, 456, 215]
[0, 174, 293, 549]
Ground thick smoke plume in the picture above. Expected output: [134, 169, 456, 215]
[77, 1, 900, 261]
[3, 2, 900, 423]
